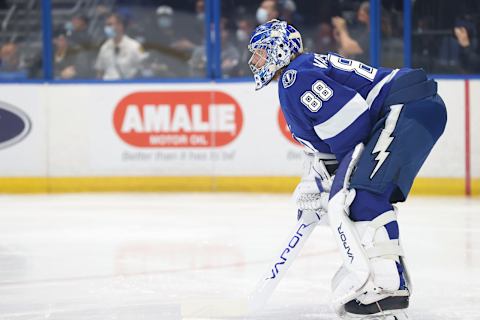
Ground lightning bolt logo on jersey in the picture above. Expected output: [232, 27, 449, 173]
[370, 104, 403, 179]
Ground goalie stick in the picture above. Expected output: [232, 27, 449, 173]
[181, 210, 323, 318]
[247, 209, 323, 313]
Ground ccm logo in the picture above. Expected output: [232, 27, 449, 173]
[113, 91, 243, 147]
[277, 107, 301, 146]
[0, 101, 31, 149]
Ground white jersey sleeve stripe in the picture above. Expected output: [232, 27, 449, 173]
[295, 136, 319, 153]
[314, 93, 368, 140]
[297, 137, 335, 156]
[295, 136, 337, 159]
[366, 69, 399, 108]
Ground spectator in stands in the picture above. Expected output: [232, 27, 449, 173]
[189, 18, 240, 77]
[195, 0, 205, 22]
[53, 31, 92, 79]
[89, 4, 111, 46]
[172, 0, 208, 76]
[438, 34, 460, 72]
[379, 8, 403, 68]
[168, 0, 205, 56]
[220, 22, 240, 78]
[142, 5, 189, 77]
[256, 0, 280, 25]
[67, 14, 92, 50]
[188, 45, 206, 77]
[278, 0, 303, 27]
[0, 43, 28, 79]
[454, 20, 480, 73]
[95, 13, 145, 80]
[64, 14, 96, 78]
[235, 16, 256, 77]
[312, 22, 338, 54]
[332, 1, 370, 62]
[118, 7, 146, 45]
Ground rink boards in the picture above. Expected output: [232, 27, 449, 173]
[0, 80, 477, 195]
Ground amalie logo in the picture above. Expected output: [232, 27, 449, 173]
[277, 107, 301, 146]
[113, 91, 243, 147]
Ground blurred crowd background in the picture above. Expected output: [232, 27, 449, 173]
[0, 0, 479, 80]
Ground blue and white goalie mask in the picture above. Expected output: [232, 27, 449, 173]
[248, 19, 303, 90]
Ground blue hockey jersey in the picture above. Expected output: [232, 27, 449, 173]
[278, 52, 409, 161]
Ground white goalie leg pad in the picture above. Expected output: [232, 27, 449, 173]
[327, 144, 373, 311]
[328, 188, 373, 311]
[327, 144, 410, 317]
[352, 208, 409, 303]
[330, 201, 411, 316]
[335, 208, 410, 298]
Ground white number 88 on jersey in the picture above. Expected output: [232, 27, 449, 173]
[301, 80, 333, 112]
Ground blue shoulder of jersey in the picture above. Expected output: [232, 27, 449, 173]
[278, 53, 372, 160]
[280, 53, 361, 126]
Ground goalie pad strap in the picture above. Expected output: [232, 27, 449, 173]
[369, 210, 397, 230]
[366, 240, 404, 259]
[361, 210, 397, 247]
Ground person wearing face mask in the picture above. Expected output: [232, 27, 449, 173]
[235, 17, 255, 77]
[220, 23, 241, 78]
[157, 5, 174, 29]
[278, 0, 303, 27]
[53, 29, 92, 79]
[256, 0, 279, 25]
[63, 14, 95, 78]
[94, 13, 146, 80]
[142, 5, 189, 77]
[67, 15, 91, 50]
[195, 0, 205, 22]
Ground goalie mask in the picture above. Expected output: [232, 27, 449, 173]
[248, 19, 303, 90]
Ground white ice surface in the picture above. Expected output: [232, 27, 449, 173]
[0, 193, 478, 319]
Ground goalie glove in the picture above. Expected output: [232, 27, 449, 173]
[293, 152, 336, 215]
